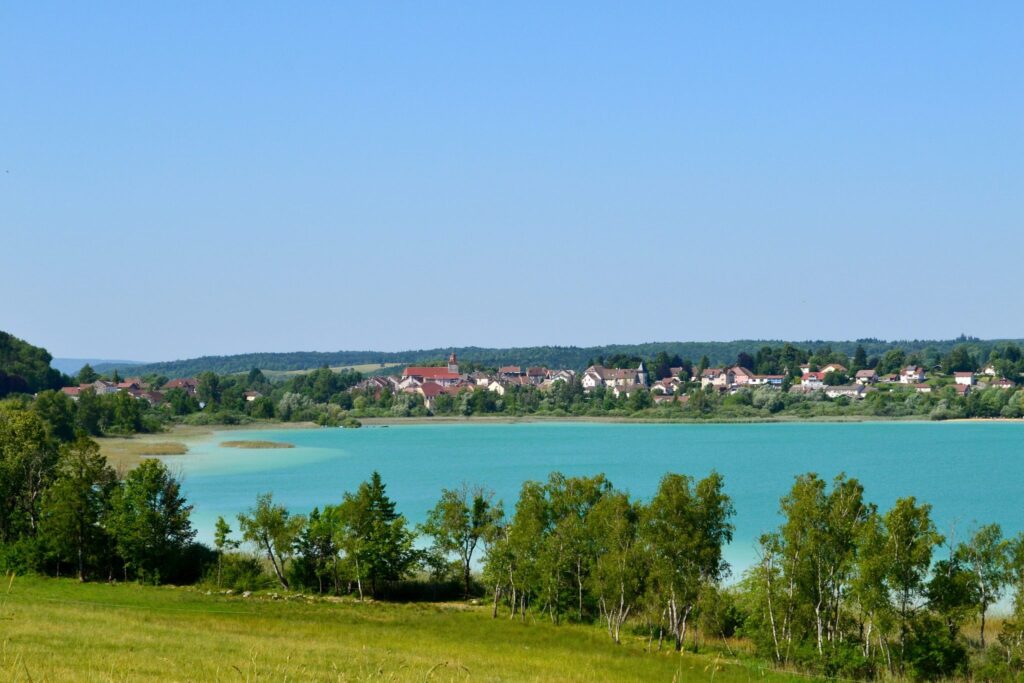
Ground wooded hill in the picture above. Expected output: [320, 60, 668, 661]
[0, 331, 65, 397]
[94, 336, 1024, 378]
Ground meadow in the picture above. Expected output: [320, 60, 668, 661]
[0, 575, 808, 682]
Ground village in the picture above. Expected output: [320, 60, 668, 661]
[56, 351, 1019, 413]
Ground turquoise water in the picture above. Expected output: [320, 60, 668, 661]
[164, 421, 1024, 578]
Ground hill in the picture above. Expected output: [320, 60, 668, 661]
[51, 357, 146, 376]
[0, 331, 65, 397]
[0, 575, 805, 682]
[99, 337, 1023, 377]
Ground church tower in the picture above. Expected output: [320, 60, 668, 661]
[447, 352, 459, 374]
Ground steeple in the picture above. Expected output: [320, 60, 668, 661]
[447, 352, 459, 374]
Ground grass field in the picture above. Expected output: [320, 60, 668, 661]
[0, 575, 811, 682]
[262, 362, 403, 379]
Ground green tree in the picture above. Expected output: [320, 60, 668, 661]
[588, 490, 644, 643]
[75, 388, 103, 436]
[956, 523, 1011, 648]
[196, 371, 221, 408]
[110, 390, 143, 433]
[641, 471, 734, 651]
[883, 497, 942, 666]
[237, 492, 305, 589]
[213, 515, 239, 587]
[336, 472, 418, 596]
[108, 459, 195, 582]
[39, 438, 117, 579]
[852, 345, 868, 372]
[32, 390, 77, 442]
[0, 405, 59, 542]
[76, 363, 98, 385]
[420, 483, 501, 597]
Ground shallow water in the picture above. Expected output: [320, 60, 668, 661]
[164, 421, 1024, 578]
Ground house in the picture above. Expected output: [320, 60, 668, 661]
[525, 367, 548, 385]
[652, 393, 676, 404]
[469, 371, 492, 386]
[982, 364, 998, 376]
[801, 372, 826, 388]
[953, 372, 976, 387]
[821, 363, 848, 375]
[914, 383, 932, 394]
[730, 366, 757, 385]
[486, 380, 507, 396]
[136, 390, 165, 405]
[60, 386, 82, 399]
[88, 380, 119, 395]
[650, 377, 680, 395]
[498, 366, 523, 378]
[825, 384, 868, 400]
[855, 369, 878, 385]
[900, 366, 926, 384]
[612, 384, 646, 399]
[414, 381, 447, 410]
[582, 363, 648, 391]
[700, 368, 733, 389]
[165, 378, 199, 395]
[243, 390, 263, 402]
[549, 369, 576, 384]
[750, 374, 786, 387]
[402, 353, 462, 387]
[879, 373, 900, 384]
[992, 378, 1016, 389]
[952, 383, 970, 397]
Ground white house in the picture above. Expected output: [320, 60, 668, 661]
[855, 369, 878, 384]
[900, 366, 926, 384]
[953, 372, 976, 387]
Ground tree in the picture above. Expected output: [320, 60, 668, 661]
[420, 483, 501, 597]
[39, 438, 117, 579]
[75, 388, 103, 436]
[291, 507, 339, 593]
[110, 390, 143, 433]
[32, 390, 77, 442]
[956, 523, 1011, 647]
[852, 345, 868, 372]
[883, 497, 942, 664]
[641, 471, 734, 651]
[213, 515, 239, 587]
[335, 472, 418, 596]
[196, 371, 221, 408]
[237, 492, 305, 589]
[588, 491, 644, 643]
[778, 473, 869, 657]
[0, 405, 59, 542]
[108, 459, 195, 582]
[76, 363, 98, 385]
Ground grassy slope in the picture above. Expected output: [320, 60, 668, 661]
[0, 576, 807, 682]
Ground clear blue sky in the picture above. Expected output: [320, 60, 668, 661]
[2, 3, 1021, 360]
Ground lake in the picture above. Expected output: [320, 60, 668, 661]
[164, 421, 1024, 578]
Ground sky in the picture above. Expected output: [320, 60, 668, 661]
[2, 3, 1022, 361]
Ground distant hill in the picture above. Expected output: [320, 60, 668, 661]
[97, 337, 1024, 378]
[52, 358, 146, 376]
[0, 331, 65, 396]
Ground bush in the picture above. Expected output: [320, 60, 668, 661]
[209, 553, 276, 592]
[904, 613, 968, 681]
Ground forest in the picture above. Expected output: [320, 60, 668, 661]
[90, 336, 1024, 378]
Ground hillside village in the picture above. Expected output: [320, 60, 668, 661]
[57, 349, 1021, 414]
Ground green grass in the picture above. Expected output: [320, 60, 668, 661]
[0, 575, 809, 682]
